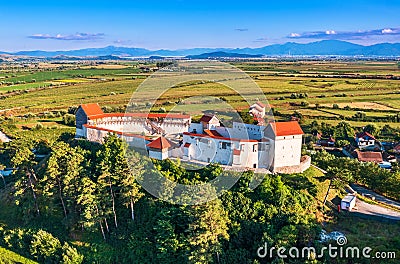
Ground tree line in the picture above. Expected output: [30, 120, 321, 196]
[0, 133, 325, 263]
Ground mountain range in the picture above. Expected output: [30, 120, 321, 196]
[1, 40, 400, 58]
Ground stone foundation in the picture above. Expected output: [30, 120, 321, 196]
[273, 155, 311, 174]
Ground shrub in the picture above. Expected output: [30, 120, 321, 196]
[335, 139, 350, 147]
[62, 114, 76, 126]
[61, 242, 84, 264]
[332, 104, 339, 109]
[29, 230, 62, 263]
[33, 123, 44, 130]
[300, 101, 309, 107]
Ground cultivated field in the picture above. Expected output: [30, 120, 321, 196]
[0, 60, 399, 129]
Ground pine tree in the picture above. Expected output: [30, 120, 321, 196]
[187, 199, 230, 264]
[11, 143, 41, 217]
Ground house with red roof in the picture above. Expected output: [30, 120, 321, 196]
[355, 131, 376, 150]
[354, 150, 383, 163]
[200, 114, 220, 130]
[249, 101, 266, 118]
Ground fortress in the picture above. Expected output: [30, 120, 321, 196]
[75, 103, 310, 173]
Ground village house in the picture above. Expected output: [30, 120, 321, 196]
[249, 101, 266, 118]
[354, 150, 383, 163]
[75, 103, 310, 173]
[355, 132, 376, 150]
[317, 136, 335, 147]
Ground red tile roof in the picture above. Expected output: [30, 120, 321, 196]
[88, 112, 191, 120]
[200, 114, 216, 123]
[250, 105, 264, 112]
[184, 143, 191, 148]
[80, 103, 104, 118]
[147, 137, 173, 150]
[256, 101, 266, 108]
[269, 121, 304, 136]
[204, 129, 222, 137]
[355, 150, 383, 163]
[356, 132, 376, 140]
[394, 144, 400, 152]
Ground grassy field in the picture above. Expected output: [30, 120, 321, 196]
[0, 60, 399, 130]
[0, 246, 38, 264]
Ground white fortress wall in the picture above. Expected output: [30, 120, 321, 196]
[189, 123, 203, 134]
[257, 141, 272, 169]
[273, 134, 303, 168]
[237, 141, 259, 168]
[230, 122, 265, 140]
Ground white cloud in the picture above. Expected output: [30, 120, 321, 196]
[325, 30, 336, 35]
[382, 28, 393, 34]
[28, 33, 105, 41]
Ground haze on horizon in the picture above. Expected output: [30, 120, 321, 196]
[1, 0, 400, 52]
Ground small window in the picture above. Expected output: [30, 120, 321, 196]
[258, 143, 266, 151]
[253, 144, 257, 152]
[221, 142, 231, 149]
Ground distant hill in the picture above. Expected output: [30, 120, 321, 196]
[1, 40, 400, 57]
[186, 51, 263, 59]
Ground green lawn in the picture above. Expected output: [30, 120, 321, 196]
[0, 246, 38, 264]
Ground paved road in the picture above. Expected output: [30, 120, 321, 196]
[350, 183, 400, 210]
[354, 199, 400, 221]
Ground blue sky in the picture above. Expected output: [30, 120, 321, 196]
[1, 0, 400, 51]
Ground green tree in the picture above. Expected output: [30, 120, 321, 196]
[96, 133, 130, 229]
[123, 150, 144, 220]
[187, 199, 230, 264]
[43, 142, 86, 223]
[363, 123, 379, 136]
[62, 114, 76, 126]
[29, 229, 62, 263]
[335, 121, 354, 139]
[323, 167, 353, 206]
[61, 242, 84, 264]
[11, 143, 41, 217]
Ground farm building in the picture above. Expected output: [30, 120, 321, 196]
[341, 195, 357, 211]
[249, 101, 266, 118]
[317, 136, 335, 147]
[355, 150, 383, 163]
[76, 103, 310, 173]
